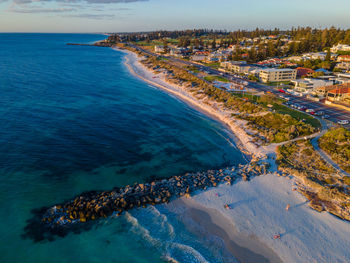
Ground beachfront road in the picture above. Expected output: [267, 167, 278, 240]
[129, 44, 350, 130]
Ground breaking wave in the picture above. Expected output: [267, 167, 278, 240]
[124, 207, 210, 263]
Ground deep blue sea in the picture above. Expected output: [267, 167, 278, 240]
[0, 33, 246, 263]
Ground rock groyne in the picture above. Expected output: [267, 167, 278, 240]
[24, 161, 270, 241]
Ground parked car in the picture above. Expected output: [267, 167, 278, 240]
[322, 115, 330, 119]
[306, 109, 314, 113]
[315, 111, 324, 116]
[337, 120, 349, 125]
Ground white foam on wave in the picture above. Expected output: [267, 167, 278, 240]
[124, 209, 211, 263]
[166, 242, 210, 263]
[147, 206, 175, 239]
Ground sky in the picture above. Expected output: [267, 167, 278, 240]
[0, 0, 349, 33]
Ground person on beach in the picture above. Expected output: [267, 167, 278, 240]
[274, 235, 280, 239]
[286, 204, 290, 211]
[224, 204, 230, 210]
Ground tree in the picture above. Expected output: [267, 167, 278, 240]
[325, 48, 331, 61]
[248, 45, 257, 61]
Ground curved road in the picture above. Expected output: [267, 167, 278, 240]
[129, 43, 350, 177]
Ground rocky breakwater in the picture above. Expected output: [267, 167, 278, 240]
[24, 161, 270, 241]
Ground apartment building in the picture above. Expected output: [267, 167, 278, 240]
[259, 68, 297, 83]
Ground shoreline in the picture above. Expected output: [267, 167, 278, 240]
[116, 46, 350, 263]
[116, 47, 284, 261]
[116, 47, 265, 160]
[166, 198, 283, 263]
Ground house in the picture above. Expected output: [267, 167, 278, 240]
[259, 68, 297, 83]
[335, 73, 350, 84]
[220, 61, 247, 71]
[287, 56, 303, 62]
[315, 85, 339, 97]
[191, 55, 206, 61]
[296, 67, 314, 78]
[330, 44, 350, 53]
[231, 64, 252, 74]
[326, 83, 350, 104]
[315, 68, 332, 75]
[154, 45, 165, 53]
[302, 52, 337, 61]
[191, 51, 209, 62]
[248, 67, 263, 77]
[292, 78, 333, 93]
[335, 62, 350, 72]
[337, 55, 350, 62]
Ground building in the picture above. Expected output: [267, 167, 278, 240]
[259, 68, 297, 83]
[191, 54, 207, 62]
[296, 67, 314, 78]
[154, 45, 164, 53]
[292, 78, 333, 93]
[326, 84, 350, 104]
[337, 55, 350, 62]
[335, 73, 350, 84]
[315, 85, 338, 97]
[231, 64, 252, 74]
[220, 61, 246, 70]
[302, 52, 337, 61]
[248, 67, 263, 77]
[287, 56, 303, 62]
[315, 68, 332, 75]
[330, 44, 350, 53]
[335, 62, 350, 72]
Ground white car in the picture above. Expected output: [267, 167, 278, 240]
[305, 109, 314, 113]
[337, 120, 349, 125]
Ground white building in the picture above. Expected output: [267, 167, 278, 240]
[154, 45, 165, 53]
[335, 73, 350, 84]
[330, 44, 350, 53]
[191, 54, 207, 62]
[259, 68, 297, 83]
[302, 52, 337, 61]
[335, 62, 350, 72]
[292, 78, 333, 93]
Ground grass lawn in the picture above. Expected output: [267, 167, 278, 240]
[204, 75, 230, 82]
[231, 92, 260, 102]
[203, 62, 220, 69]
[273, 104, 321, 129]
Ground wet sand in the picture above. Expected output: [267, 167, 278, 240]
[167, 198, 283, 263]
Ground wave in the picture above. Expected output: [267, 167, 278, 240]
[124, 209, 210, 263]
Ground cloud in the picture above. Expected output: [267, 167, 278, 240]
[63, 13, 116, 19]
[10, 6, 76, 13]
[4, 0, 142, 18]
[12, 0, 148, 4]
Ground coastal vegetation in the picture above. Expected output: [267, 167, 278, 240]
[244, 112, 316, 143]
[277, 139, 350, 220]
[133, 47, 318, 144]
[319, 127, 350, 173]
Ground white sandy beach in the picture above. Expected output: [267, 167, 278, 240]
[118, 47, 350, 263]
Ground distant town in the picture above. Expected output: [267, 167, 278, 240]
[101, 28, 350, 125]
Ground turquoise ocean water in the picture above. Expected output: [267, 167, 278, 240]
[0, 33, 246, 263]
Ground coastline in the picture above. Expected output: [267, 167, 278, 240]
[117, 47, 265, 160]
[117, 46, 350, 263]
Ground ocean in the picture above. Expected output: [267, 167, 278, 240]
[0, 33, 246, 263]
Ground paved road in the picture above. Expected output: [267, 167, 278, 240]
[129, 44, 350, 129]
[130, 44, 350, 176]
